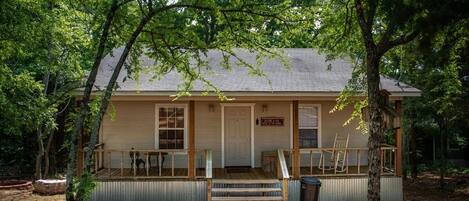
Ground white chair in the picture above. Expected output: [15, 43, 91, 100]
[318, 133, 350, 173]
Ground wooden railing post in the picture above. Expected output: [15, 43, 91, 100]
[292, 100, 300, 178]
[205, 149, 213, 201]
[188, 100, 196, 179]
[207, 179, 212, 201]
[395, 100, 403, 176]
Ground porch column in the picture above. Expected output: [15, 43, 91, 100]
[292, 100, 300, 178]
[188, 100, 196, 179]
[395, 100, 403, 176]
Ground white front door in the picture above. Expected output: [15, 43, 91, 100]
[224, 106, 251, 167]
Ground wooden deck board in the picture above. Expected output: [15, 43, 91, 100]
[96, 167, 275, 180]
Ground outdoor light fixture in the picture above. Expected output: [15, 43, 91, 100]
[208, 104, 215, 112]
[262, 104, 268, 113]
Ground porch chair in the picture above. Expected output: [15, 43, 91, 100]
[129, 148, 146, 172]
[318, 133, 350, 173]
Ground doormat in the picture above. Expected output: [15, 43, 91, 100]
[225, 166, 251, 173]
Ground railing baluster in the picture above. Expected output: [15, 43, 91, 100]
[322, 150, 325, 175]
[394, 148, 397, 175]
[310, 150, 313, 175]
[158, 151, 162, 176]
[346, 149, 349, 174]
[120, 151, 123, 176]
[357, 149, 361, 174]
[146, 152, 149, 176]
[108, 151, 111, 177]
[133, 151, 136, 176]
[171, 151, 175, 177]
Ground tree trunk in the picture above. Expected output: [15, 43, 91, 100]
[366, 54, 384, 201]
[65, 1, 120, 201]
[35, 128, 44, 179]
[75, 8, 155, 201]
[409, 114, 418, 179]
[439, 119, 448, 189]
[44, 130, 55, 178]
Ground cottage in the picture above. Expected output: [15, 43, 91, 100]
[79, 48, 419, 201]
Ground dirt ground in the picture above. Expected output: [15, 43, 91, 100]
[6, 172, 469, 201]
[20, 194, 65, 201]
[404, 172, 469, 201]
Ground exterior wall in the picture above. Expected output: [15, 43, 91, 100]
[100, 99, 368, 168]
[288, 177, 403, 201]
[253, 102, 291, 167]
[299, 101, 368, 166]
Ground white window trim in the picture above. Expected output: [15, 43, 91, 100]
[220, 103, 256, 168]
[154, 104, 189, 150]
[291, 104, 322, 150]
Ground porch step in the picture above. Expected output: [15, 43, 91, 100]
[213, 179, 280, 184]
[212, 187, 282, 193]
[212, 196, 283, 201]
[211, 179, 285, 201]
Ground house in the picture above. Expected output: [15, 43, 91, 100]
[80, 48, 420, 201]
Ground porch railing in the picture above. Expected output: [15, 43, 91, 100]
[92, 148, 213, 179]
[284, 145, 398, 177]
[277, 149, 289, 201]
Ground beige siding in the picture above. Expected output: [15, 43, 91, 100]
[253, 102, 291, 167]
[100, 100, 368, 168]
[194, 102, 222, 167]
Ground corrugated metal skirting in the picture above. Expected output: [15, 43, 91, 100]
[92, 177, 401, 201]
[288, 177, 403, 201]
[91, 181, 207, 201]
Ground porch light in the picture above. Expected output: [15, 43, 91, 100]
[262, 104, 268, 113]
[208, 104, 215, 112]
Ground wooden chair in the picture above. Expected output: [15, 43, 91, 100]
[333, 134, 349, 173]
[318, 133, 350, 173]
[129, 148, 146, 172]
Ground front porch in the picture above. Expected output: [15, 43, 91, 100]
[81, 99, 403, 201]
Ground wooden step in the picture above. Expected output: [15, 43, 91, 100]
[212, 196, 283, 201]
[212, 187, 282, 193]
[212, 179, 280, 184]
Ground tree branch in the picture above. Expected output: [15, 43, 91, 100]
[354, 0, 375, 49]
[378, 29, 420, 55]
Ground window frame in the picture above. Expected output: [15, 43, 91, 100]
[155, 104, 188, 150]
[298, 104, 322, 148]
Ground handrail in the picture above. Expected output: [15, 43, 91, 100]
[295, 146, 397, 177]
[277, 149, 290, 179]
[95, 148, 188, 153]
[205, 149, 212, 179]
[93, 148, 192, 179]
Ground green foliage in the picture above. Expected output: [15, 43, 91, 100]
[0, 0, 94, 174]
[73, 172, 97, 201]
[0, 66, 54, 135]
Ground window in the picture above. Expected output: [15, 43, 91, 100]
[156, 105, 186, 149]
[299, 105, 320, 148]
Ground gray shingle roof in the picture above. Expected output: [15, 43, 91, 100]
[94, 48, 420, 96]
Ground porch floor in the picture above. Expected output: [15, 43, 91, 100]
[94, 167, 275, 180]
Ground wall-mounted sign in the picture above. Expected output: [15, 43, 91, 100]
[260, 117, 284, 126]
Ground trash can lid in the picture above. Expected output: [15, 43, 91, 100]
[301, 177, 321, 185]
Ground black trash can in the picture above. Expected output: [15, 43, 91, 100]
[300, 177, 321, 201]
